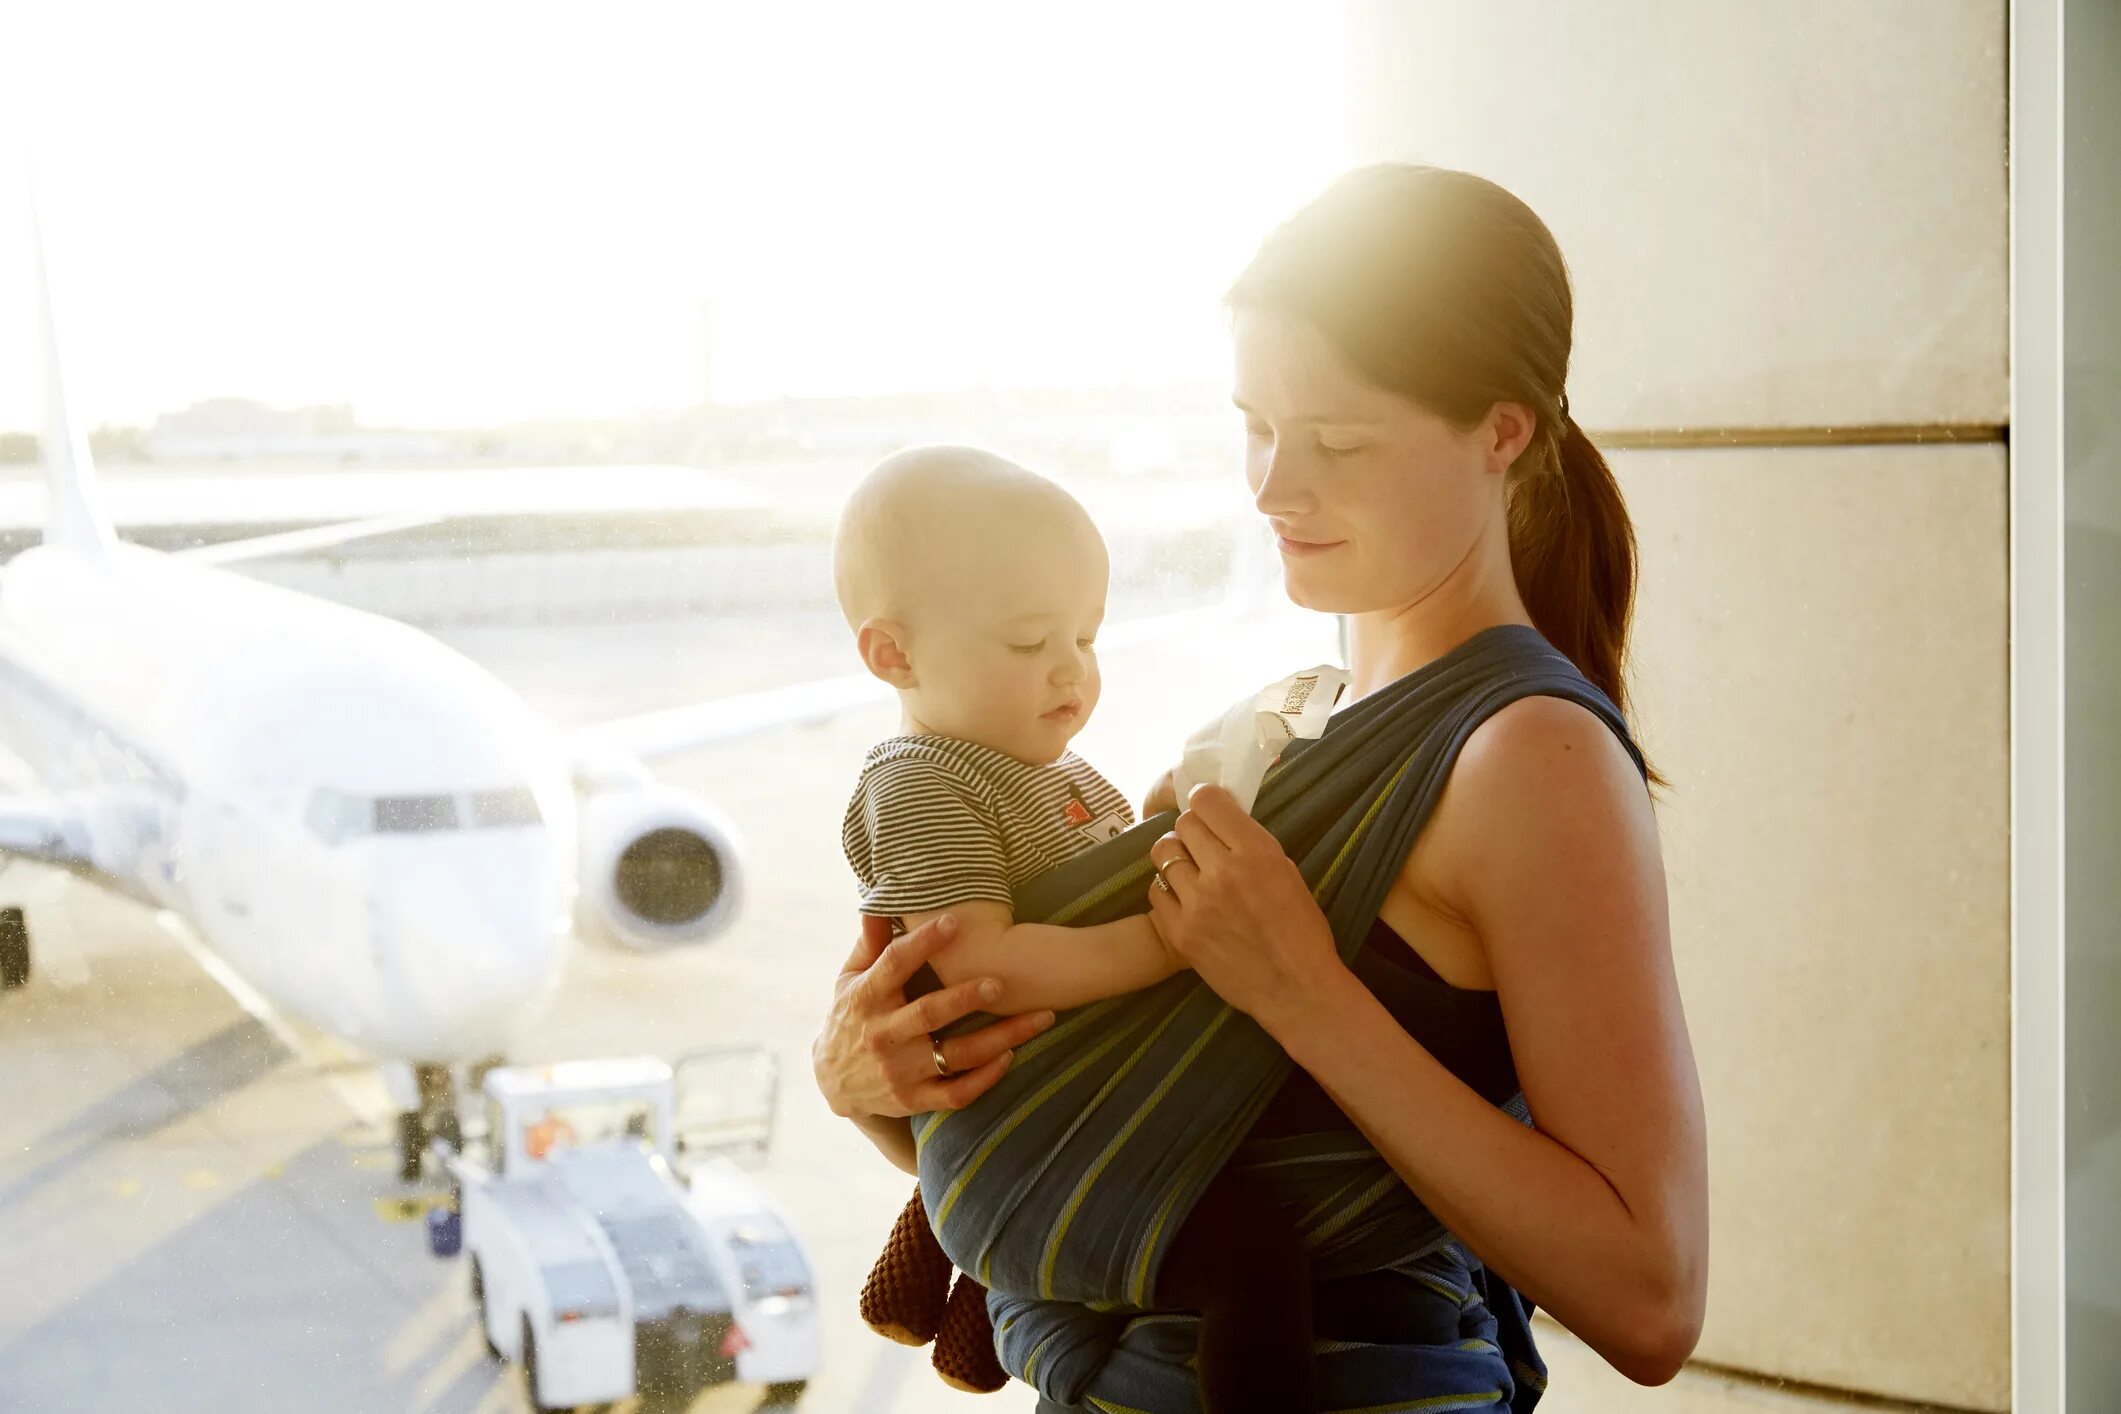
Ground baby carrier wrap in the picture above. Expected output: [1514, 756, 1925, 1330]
[913, 624, 1648, 1412]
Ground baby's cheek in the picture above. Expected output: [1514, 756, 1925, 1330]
[993, 670, 1030, 707]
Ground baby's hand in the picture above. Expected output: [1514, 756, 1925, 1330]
[1143, 904, 1188, 972]
[1141, 766, 1179, 817]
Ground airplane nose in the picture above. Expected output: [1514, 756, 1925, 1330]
[374, 857, 568, 1056]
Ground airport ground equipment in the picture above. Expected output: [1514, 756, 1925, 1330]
[434, 1051, 816, 1411]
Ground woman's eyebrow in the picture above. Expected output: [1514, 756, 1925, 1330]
[1230, 397, 1385, 427]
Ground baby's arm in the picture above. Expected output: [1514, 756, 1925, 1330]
[905, 901, 1185, 1014]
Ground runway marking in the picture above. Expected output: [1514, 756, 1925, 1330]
[386, 1279, 473, 1378]
[372, 1193, 449, 1223]
[148, 909, 397, 1130]
[468, 1378, 520, 1414]
[0, 1073, 352, 1348]
[408, 1321, 497, 1414]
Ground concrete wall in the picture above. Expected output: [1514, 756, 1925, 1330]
[1348, 3, 2010, 1408]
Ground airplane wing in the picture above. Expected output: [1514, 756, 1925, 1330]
[574, 670, 890, 766]
[0, 794, 95, 871]
[572, 598, 1246, 766]
[175, 511, 452, 566]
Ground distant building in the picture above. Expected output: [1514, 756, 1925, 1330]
[145, 399, 450, 464]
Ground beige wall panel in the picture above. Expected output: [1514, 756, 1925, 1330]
[1534, 1319, 1888, 1412]
[1615, 443, 2009, 1408]
[1347, 2, 2007, 430]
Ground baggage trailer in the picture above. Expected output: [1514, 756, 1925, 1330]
[432, 1052, 818, 1411]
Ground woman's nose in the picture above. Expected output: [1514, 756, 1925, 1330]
[1250, 442, 1310, 516]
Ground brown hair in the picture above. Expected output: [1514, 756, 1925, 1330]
[1229, 163, 1659, 784]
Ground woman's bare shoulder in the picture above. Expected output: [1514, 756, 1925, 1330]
[1413, 692, 1658, 922]
[1460, 692, 1642, 789]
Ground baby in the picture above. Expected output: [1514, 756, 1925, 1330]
[834, 445, 1318, 1413]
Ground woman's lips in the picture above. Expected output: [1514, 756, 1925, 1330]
[1276, 534, 1342, 556]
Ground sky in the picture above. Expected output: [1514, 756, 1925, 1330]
[1, 3, 1349, 431]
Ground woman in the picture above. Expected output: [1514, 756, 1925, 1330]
[813, 163, 1708, 1407]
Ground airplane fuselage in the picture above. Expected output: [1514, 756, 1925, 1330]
[0, 541, 575, 1061]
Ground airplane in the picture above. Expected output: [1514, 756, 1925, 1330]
[0, 190, 1254, 1181]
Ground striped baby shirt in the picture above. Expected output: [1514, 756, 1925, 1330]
[842, 733, 1135, 921]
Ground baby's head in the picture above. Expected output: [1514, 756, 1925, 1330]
[834, 445, 1107, 766]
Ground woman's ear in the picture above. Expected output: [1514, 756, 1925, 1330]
[1486, 401, 1539, 475]
[857, 618, 917, 687]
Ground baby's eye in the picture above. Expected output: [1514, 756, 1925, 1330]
[1077, 637, 1098, 651]
[1008, 640, 1045, 655]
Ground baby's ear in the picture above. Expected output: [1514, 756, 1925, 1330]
[856, 618, 917, 687]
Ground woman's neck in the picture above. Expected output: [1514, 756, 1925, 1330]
[1340, 602, 1527, 703]
[1331, 508, 1535, 703]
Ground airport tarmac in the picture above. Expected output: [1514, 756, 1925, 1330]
[0, 593, 1340, 1413]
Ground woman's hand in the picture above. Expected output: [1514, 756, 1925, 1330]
[1145, 783, 1347, 1031]
[813, 913, 1056, 1120]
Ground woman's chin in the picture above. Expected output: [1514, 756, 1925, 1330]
[1281, 568, 1362, 615]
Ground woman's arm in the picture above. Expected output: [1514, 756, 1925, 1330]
[1147, 699, 1707, 1386]
[814, 914, 1058, 1175]
[1272, 699, 1706, 1383]
[908, 901, 1184, 1013]
[849, 1111, 920, 1176]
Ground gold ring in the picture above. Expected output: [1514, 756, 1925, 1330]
[932, 1040, 952, 1077]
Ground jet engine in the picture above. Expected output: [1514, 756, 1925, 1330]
[574, 785, 743, 950]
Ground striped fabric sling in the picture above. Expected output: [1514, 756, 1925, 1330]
[914, 623, 1648, 1412]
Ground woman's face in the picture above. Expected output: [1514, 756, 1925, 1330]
[1230, 309, 1505, 617]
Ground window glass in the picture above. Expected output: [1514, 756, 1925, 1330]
[301, 787, 365, 845]
[372, 794, 458, 834]
[468, 787, 542, 828]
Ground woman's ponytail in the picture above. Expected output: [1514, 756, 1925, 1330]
[1508, 416, 1664, 788]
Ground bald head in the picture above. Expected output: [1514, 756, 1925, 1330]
[832, 445, 1102, 633]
